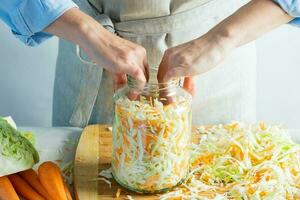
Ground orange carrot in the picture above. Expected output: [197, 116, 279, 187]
[18, 169, 51, 200]
[8, 174, 45, 200]
[0, 176, 20, 200]
[38, 161, 68, 200]
[63, 181, 72, 200]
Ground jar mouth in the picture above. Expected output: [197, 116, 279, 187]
[127, 76, 180, 92]
[126, 66, 182, 100]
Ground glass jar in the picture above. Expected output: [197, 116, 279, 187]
[111, 77, 192, 193]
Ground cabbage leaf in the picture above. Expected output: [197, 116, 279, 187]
[0, 117, 39, 176]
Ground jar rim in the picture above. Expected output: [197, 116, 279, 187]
[127, 76, 180, 90]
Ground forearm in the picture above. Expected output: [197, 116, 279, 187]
[44, 8, 109, 57]
[210, 0, 294, 49]
[157, 0, 295, 85]
[44, 7, 148, 83]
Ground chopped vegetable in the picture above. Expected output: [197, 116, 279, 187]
[112, 96, 192, 192]
[0, 176, 20, 200]
[8, 174, 45, 200]
[20, 131, 36, 146]
[38, 161, 69, 200]
[57, 138, 79, 185]
[18, 169, 50, 200]
[162, 122, 300, 199]
[99, 168, 112, 179]
[61, 161, 74, 185]
[3, 116, 17, 130]
[126, 195, 135, 200]
[116, 188, 121, 198]
[0, 117, 39, 177]
[159, 190, 183, 200]
[91, 177, 112, 188]
[103, 122, 300, 198]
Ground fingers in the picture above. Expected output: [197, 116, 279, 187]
[125, 67, 146, 83]
[143, 57, 150, 82]
[126, 47, 149, 100]
[83, 29, 150, 100]
[164, 67, 187, 81]
[183, 76, 196, 96]
[127, 89, 140, 101]
[113, 73, 143, 100]
[165, 68, 196, 96]
[113, 46, 149, 101]
[158, 48, 191, 82]
[113, 73, 127, 91]
[157, 50, 171, 83]
[158, 47, 197, 100]
[159, 84, 176, 105]
[95, 33, 149, 85]
[121, 46, 148, 84]
[123, 60, 148, 100]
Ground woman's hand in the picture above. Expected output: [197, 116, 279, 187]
[157, 30, 233, 95]
[158, 0, 293, 95]
[45, 8, 148, 89]
[83, 27, 149, 90]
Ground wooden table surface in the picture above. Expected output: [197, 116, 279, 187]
[74, 125, 200, 200]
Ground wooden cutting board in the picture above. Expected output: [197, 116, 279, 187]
[74, 125, 200, 200]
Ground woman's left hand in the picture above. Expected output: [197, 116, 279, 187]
[157, 30, 233, 96]
[158, 0, 293, 96]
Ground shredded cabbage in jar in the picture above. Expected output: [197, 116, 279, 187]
[159, 122, 300, 200]
[112, 96, 192, 192]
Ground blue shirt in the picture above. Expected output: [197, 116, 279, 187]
[274, 0, 300, 26]
[0, 0, 299, 46]
[0, 0, 77, 46]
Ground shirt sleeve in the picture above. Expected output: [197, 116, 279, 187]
[273, 0, 300, 27]
[0, 0, 78, 46]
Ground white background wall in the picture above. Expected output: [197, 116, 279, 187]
[0, 21, 57, 127]
[256, 25, 300, 128]
[0, 21, 300, 128]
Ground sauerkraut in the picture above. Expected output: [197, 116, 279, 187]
[161, 122, 300, 199]
[112, 96, 192, 193]
[102, 122, 300, 199]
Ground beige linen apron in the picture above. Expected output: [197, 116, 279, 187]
[52, 0, 256, 127]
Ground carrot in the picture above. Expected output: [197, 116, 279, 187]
[122, 132, 130, 146]
[63, 181, 72, 200]
[0, 176, 20, 200]
[143, 134, 155, 152]
[8, 174, 45, 200]
[18, 169, 51, 200]
[38, 161, 68, 200]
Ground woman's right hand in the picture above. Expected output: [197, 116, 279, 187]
[45, 8, 149, 90]
[82, 26, 149, 90]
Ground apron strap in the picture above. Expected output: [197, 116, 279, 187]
[69, 13, 115, 127]
[69, 65, 103, 127]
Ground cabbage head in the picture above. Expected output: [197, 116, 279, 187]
[0, 117, 39, 176]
